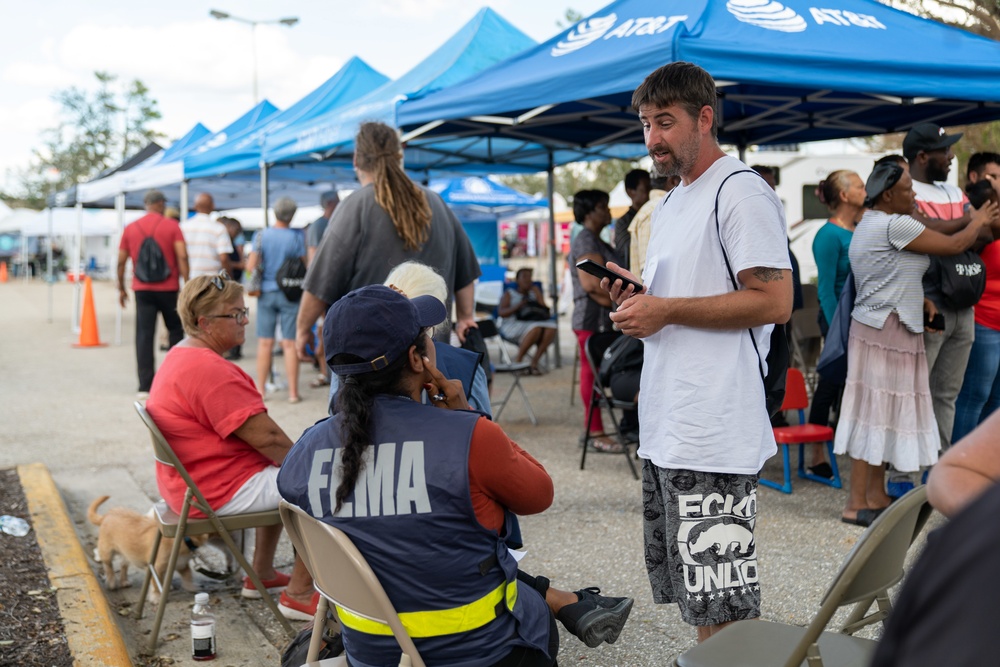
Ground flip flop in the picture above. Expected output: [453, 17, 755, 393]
[591, 436, 626, 453]
[309, 375, 330, 388]
[840, 508, 883, 527]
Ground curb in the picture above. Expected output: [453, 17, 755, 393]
[18, 463, 132, 666]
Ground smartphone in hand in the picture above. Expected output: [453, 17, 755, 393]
[924, 311, 945, 331]
[575, 259, 644, 293]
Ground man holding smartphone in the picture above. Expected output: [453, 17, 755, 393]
[603, 62, 792, 644]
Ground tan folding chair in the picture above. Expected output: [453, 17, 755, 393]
[279, 500, 426, 667]
[674, 485, 933, 667]
[133, 402, 295, 652]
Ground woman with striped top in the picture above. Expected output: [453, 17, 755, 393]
[834, 161, 991, 527]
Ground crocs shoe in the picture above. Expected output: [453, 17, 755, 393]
[241, 571, 291, 599]
[886, 480, 914, 499]
[278, 590, 320, 621]
[556, 587, 634, 648]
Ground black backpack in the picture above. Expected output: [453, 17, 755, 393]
[714, 170, 789, 418]
[275, 230, 307, 301]
[276, 256, 307, 301]
[134, 217, 171, 283]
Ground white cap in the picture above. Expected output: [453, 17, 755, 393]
[195, 592, 209, 604]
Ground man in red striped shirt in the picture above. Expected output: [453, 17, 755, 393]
[903, 124, 997, 468]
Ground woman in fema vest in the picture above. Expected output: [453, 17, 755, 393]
[277, 285, 630, 666]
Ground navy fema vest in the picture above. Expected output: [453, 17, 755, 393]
[277, 395, 551, 667]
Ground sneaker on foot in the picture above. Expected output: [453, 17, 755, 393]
[278, 590, 320, 621]
[556, 587, 634, 648]
[241, 571, 291, 599]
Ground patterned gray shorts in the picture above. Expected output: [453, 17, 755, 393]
[642, 459, 761, 626]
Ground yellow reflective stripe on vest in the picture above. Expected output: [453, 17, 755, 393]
[337, 580, 517, 638]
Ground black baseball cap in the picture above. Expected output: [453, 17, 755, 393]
[864, 162, 905, 207]
[323, 285, 446, 376]
[903, 123, 962, 156]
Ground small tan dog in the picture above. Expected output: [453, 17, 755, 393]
[88, 495, 208, 602]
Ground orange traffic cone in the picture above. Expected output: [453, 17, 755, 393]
[74, 276, 107, 348]
[0, 262, 7, 283]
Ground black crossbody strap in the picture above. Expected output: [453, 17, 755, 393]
[714, 169, 767, 382]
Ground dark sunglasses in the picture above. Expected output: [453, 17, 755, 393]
[195, 269, 231, 300]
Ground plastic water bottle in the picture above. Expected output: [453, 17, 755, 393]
[191, 592, 216, 661]
[0, 515, 30, 537]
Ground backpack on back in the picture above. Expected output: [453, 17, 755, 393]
[134, 217, 171, 283]
[276, 256, 307, 301]
[274, 229, 307, 301]
[713, 170, 789, 418]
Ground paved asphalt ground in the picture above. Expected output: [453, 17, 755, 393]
[0, 279, 938, 666]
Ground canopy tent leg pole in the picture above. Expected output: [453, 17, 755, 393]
[546, 151, 561, 369]
[739, 144, 747, 163]
[19, 232, 28, 283]
[47, 207, 54, 324]
[180, 181, 189, 222]
[72, 202, 83, 334]
[115, 193, 125, 346]
[260, 164, 270, 227]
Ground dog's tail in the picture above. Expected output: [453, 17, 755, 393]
[87, 495, 111, 526]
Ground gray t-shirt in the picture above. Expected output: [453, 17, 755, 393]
[850, 210, 929, 334]
[568, 227, 622, 332]
[303, 184, 481, 312]
[307, 215, 329, 249]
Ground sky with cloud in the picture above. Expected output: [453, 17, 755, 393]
[0, 1, 608, 192]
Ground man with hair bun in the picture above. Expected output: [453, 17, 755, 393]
[295, 121, 480, 361]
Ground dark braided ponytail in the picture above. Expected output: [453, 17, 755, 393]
[331, 333, 429, 513]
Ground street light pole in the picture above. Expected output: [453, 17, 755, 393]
[209, 9, 299, 104]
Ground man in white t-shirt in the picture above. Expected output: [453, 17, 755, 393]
[181, 192, 233, 278]
[603, 62, 792, 644]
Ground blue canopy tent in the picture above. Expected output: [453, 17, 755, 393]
[429, 176, 548, 267]
[399, 0, 1000, 152]
[261, 8, 540, 171]
[77, 101, 281, 210]
[397, 0, 1000, 309]
[184, 57, 389, 187]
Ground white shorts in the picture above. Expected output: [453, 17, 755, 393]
[217, 466, 282, 515]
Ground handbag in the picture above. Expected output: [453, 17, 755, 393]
[936, 251, 986, 309]
[816, 272, 856, 384]
[516, 301, 551, 321]
[245, 232, 264, 297]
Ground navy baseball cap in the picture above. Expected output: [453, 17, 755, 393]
[903, 123, 962, 156]
[323, 285, 446, 376]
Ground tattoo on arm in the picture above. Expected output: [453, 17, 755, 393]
[752, 267, 784, 283]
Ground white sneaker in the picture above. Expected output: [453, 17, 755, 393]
[136, 391, 150, 401]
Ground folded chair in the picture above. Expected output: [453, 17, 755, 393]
[674, 485, 933, 667]
[764, 368, 843, 494]
[133, 402, 295, 652]
[279, 500, 426, 667]
[580, 331, 639, 480]
[476, 318, 538, 425]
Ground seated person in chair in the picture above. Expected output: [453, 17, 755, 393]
[146, 272, 317, 621]
[498, 267, 557, 375]
[324, 261, 492, 416]
[278, 285, 633, 667]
